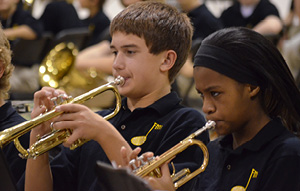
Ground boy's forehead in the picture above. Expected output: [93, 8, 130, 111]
[111, 32, 146, 48]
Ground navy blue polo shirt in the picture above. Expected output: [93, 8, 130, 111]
[50, 92, 208, 191]
[220, 0, 280, 29]
[194, 118, 300, 191]
[39, 1, 82, 36]
[187, 4, 222, 40]
[0, 101, 28, 184]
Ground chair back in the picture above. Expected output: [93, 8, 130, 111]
[47, 27, 91, 52]
[12, 33, 53, 67]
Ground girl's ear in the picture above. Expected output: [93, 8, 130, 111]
[160, 50, 177, 72]
[248, 84, 260, 98]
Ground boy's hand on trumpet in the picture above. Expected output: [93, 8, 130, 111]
[30, 87, 67, 142]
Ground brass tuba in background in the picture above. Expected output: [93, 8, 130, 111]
[39, 42, 115, 109]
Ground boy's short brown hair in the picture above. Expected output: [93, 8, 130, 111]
[0, 25, 13, 100]
[110, 1, 193, 83]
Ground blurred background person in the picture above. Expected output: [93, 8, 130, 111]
[79, 0, 110, 46]
[0, 0, 43, 42]
[173, 0, 223, 107]
[39, 0, 81, 36]
[176, 0, 222, 41]
[219, 0, 283, 45]
[0, 0, 44, 100]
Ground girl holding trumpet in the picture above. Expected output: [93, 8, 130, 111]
[124, 27, 300, 191]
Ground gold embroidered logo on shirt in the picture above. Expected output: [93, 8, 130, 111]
[231, 168, 258, 191]
[131, 122, 163, 146]
[154, 122, 163, 130]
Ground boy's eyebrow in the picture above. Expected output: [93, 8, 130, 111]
[110, 44, 139, 49]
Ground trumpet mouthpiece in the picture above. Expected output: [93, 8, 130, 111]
[194, 120, 216, 137]
[114, 76, 125, 86]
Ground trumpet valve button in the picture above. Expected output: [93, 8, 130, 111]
[51, 97, 58, 106]
[137, 155, 146, 165]
[57, 94, 66, 104]
[129, 159, 137, 170]
[66, 96, 73, 102]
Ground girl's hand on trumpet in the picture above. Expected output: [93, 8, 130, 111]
[119, 147, 175, 191]
[120, 146, 153, 169]
[144, 163, 175, 191]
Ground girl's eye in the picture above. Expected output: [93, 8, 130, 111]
[211, 92, 220, 97]
[199, 92, 204, 99]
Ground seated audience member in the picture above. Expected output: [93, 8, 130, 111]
[129, 27, 300, 191]
[0, 0, 43, 97]
[24, 2, 208, 191]
[39, 0, 82, 36]
[0, 0, 43, 42]
[219, 0, 283, 36]
[78, 0, 110, 46]
[0, 23, 29, 185]
[176, 0, 222, 41]
[173, 0, 222, 102]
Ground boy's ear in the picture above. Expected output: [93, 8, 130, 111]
[247, 84, 260, 98]
[160, 50, 177, 72]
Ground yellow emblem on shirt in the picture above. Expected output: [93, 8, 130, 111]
[131, 122, 163, 146]
[231, 168, 258, 191]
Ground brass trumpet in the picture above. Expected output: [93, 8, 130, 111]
[0, 76, 124, 159]
[132, 120, 216, 189]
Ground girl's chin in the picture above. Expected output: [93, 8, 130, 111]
[214, 126, 229, 136]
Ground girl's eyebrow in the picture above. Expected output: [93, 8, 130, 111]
[196, 85, 221, 93]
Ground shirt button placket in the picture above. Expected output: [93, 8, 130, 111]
[226, 164, 231, 170]
[121, 125, 126, 130]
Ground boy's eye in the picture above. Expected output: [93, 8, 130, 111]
[126, 50, 135, 55]
[111, 50, 117, 56]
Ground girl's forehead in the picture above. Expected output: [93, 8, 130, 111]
[194, 67, 238, 87]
